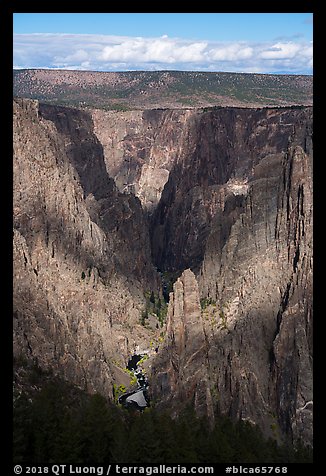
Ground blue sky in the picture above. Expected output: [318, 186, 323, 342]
[13, 13, 313, 74]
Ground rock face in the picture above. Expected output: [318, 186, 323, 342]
[13, 98, 313, 447]
[150, 107, 313, 446]
[151, 269, 215, 423]
[13, 98, 160, 399]
[150, 107, 312, 273]
[91, 108, 193, 213]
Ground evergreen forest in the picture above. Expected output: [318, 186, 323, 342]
[13, 360, 313, 464]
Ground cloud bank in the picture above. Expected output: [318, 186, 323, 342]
[13, 33, 313, 74]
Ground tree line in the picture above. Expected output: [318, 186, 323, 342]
[13, 362, 312, 464]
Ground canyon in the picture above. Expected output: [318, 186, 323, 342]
[13, 96, 313, 448]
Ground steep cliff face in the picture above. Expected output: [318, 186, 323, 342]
[151, 269, 215, 422]
[91, 108, 194, 213]
[13, 98, 313, 447]
[13, 98, 160, 398]
[150, 107, 313, 445]
[150, 107, 312, 273]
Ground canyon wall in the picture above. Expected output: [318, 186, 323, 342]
[150, 107, 313, 446]
[13, 98, 160, 399]
[91, 108, 194, 213]
[13, 99, 313, 446]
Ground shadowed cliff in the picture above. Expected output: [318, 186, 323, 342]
[149, 107, 313, 446]
[13, 98, 313, 447]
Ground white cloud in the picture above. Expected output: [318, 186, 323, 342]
[259, 42, 301, 60]
[13, 33, 313, 74]
[98, 37, 207, 64]
[208, 44, 253, 61]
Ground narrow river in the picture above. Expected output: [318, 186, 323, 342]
[118, 354, 150, 410]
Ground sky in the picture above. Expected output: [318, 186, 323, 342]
[13, 13, 313, 74]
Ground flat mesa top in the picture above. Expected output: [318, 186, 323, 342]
[13, 69, 313, 111]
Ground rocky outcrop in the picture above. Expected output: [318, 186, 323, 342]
[197, 120, 313, 446]
[151, 269, 215, 422]
[150, 107, 313, 446]
[91, 108, 194, 213]
[150, 107, 312, 273]
[13, 98, 160, 399]
[13, 98, 313, 447]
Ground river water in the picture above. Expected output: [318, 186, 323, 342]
[118, 354, 150, 410]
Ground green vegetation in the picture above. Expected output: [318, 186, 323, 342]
[13, 361, 312, 464]
[123, 367, 139, 387]
[219, 306, 228, 329]
[112, 359, 124, 369]
[200, 297, 216, 310]
[141, 290, 168, 328]
[161, 270, 181, 301]
[200, 299, 228, 329]
[113, 384, 126, 403]
[102, 103, 131, 112]
[129, 374, 138, 387]
[137, 354, 149, 366]
[14, 70, 312, 112]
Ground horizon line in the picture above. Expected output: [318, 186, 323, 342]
[13, 67, 313, 77]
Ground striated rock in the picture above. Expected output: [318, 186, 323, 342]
[151, 107, 313, 446]
[151, 107, 312, 274]
[13, 98, 160, 399]
[197, 144, 313, 446]
[13, 97, 313, 447]
[151, 269, 215, 423]
[91, 108, 194, 213]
